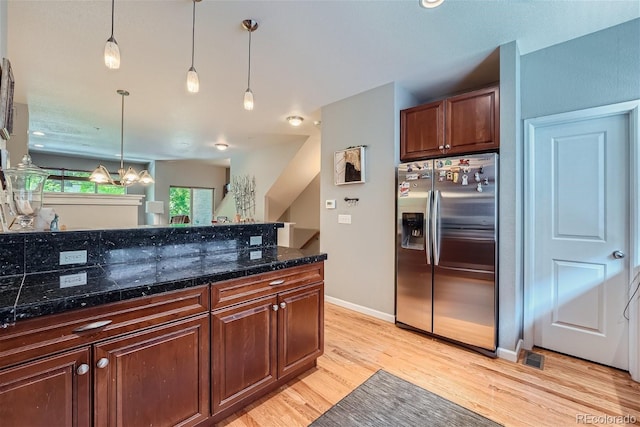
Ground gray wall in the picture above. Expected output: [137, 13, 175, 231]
[522, 18, 640, 119]
[320, 82, 415, 317]
[498, 41, 523, 353]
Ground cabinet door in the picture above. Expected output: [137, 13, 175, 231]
[94, 315, 209, 427]
[277, 283, 324, 377]
[400, 100, 444, 161]
[445, 85, 499, 155]
[0, 348, 91, 427]
[211, 295, 277, 414]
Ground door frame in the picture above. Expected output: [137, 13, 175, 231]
[523, 100, 640, 381]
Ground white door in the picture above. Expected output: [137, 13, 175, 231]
[531, 112, 629, 370]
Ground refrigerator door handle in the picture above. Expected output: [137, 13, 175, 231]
[432, 190, 440, 265]
[425, 190, 432, 264]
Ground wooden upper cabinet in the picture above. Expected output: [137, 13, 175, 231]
[400, 100, 444, 161]
[445, 85, 499, 155]
[400, 85, 499, 161]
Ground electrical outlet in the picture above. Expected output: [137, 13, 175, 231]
[250, 250, 263, 260]
[59, 250, 88, 266]
[249, 236, 263, 246]
[325, 199, 336, 209]
[60, 272, 87, 288]
[338, 214, 352, 224]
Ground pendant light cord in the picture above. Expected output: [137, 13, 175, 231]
[120, 93, 124, 170]
[247, 29, 252, 88]
[110, 0, 115, 38]
[191, 0, 196, 68]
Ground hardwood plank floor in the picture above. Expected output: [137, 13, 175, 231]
[218, 302, 640, 426]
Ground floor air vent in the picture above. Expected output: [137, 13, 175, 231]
[522, 350, 545, 370]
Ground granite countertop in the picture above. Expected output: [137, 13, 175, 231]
[0, 246, 327, 326]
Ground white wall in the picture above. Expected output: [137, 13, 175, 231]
[230, 139, 305, 221]
[149, 159, 227, 225]
[320, 82, 415, 319]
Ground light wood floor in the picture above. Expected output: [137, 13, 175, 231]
[219, 303, 640, 426]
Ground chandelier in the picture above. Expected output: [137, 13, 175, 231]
[90, 90, 154, 187]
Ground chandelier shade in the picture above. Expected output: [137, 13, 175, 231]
[90, 90, 154, 187]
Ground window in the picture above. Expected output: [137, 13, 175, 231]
[43, 168, 126, 195]
[169, 186, 214, 225]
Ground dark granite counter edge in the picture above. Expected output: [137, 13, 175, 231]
[2, 252, 327, 326]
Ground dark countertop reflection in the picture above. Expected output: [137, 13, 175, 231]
[0, 246, 326, 326]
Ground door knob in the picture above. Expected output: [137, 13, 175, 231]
[613, 250, 625, 259]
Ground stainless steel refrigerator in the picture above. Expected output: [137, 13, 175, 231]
[396, 153, 497, 354]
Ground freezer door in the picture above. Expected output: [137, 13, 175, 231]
[433, 266, 496, 350]
[432, 153, 497, 350]
[396, 161, 433, 332]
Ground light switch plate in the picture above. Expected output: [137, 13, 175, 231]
[338, 214, 351, 224]
[60, 250, 88, 266]
[325, 199, 336, 209]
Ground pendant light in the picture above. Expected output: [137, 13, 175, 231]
[186, 0, 201, 93]
[419, 0, 444, 8]
[90, 90, 154, 187]
[104, 0, 121, 69]
[242, 19, 258, 111]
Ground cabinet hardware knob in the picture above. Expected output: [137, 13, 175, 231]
[272, 304, 279, 312]
[76, 364, 90, 375]
[96, 358, 109, 369]
[438, 145, 444, 150]
[73, 320, 112, 333]
[280, 302, 287, 309]
[269, 279, 285, 286]
[445, 144, 451, 149]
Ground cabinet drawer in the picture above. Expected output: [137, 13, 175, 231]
[211, 262, 324, 310]
[0, 285, 209, 369]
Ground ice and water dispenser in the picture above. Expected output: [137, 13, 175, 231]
[401, 212, 424, 250]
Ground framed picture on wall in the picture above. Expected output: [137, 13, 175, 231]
[0, 58, 15, 141]
[334, 146, 366, 185]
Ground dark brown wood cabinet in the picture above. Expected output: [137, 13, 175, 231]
[278, 283, 324, 377]
[211, 263, 324, 421]
[0, 262, 325, 426]
[94, 315, 210, 427]
[400, 100, 444, 161]
[400, 85, 499, 160]
[0, 347, 91, 427]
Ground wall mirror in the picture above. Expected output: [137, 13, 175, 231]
[334, 146, 365, 185]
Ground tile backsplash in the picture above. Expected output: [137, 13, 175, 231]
[0, 223, 281, 276]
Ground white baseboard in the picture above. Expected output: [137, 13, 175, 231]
[497, 338, 523, 363]
[325, 295, 396, 323]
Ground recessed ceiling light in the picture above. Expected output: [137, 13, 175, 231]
[32, 131, 45, 136]
[286, 116, 304, 127]
[419, 0, 444, 8]
[215, 143, 229, 151]
[33, 143, 44, 148]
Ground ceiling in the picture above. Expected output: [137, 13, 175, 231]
[6, 0, 639, 165]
